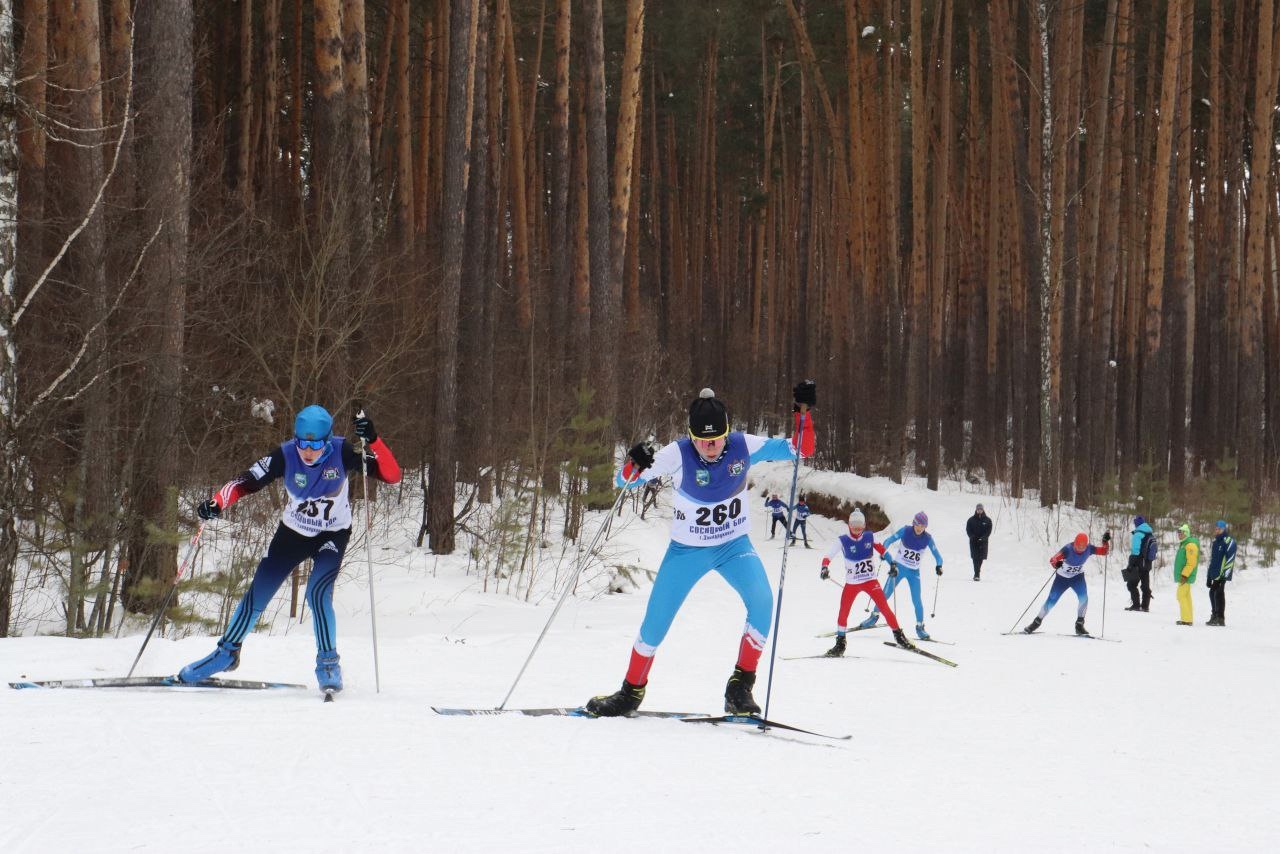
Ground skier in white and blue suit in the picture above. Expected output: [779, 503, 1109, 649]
[178, 405, 401, 692]
[585, 382, 817, 717]
[860, 511, 944, 639]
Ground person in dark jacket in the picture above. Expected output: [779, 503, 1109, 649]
[965, 503, 993, 580]
[1206, 520, 1237, 627]
[765, 494, 790, 539]
[1124, 516, 1155, 612]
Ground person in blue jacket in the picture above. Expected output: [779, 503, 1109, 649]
[859, 511, 943, 639]
[1024, 531, 1111, 636]
[1124, 515, 1155, 612]
[1206, 520, 1237, 626]
[765, 494, 790, 539]
[789, 496, 812, 547]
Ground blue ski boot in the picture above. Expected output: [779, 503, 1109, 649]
[857, 613, 880, 630]
[914, 622, 931, 641]
[315, 651, 343, 693]
[178, 640, 241, 683]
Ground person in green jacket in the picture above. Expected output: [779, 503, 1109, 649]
[1173, 523, 1200, 626]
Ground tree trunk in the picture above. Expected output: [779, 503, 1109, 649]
[0, 0, 20, 635]
[583, 0, 614, 428]
[608, 0, 644, 341]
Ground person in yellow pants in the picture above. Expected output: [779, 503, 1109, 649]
[1173, 523, 1200, 626]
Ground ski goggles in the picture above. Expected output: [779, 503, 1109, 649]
[296, 437, 328, 450]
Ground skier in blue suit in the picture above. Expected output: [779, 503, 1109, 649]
[585, 383, 817, 717]
[860, 511, 943, 639]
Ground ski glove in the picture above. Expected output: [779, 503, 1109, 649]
[887, 562, 899, 578]
[197, 499, 221, 520]
[820, 566, 830, 580]
[1102, 531, 1112, 543]
[792, 379, 817, 408]
[936, 565, 944, 576]
[352, 414, 378, 443]
[626, 442, 656, 473]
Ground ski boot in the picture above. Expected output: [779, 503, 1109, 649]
[857, 613, 880, 630]
[1023, 617, 1042, 634]
[315, 651, 343, 693]
[1074, 618, 1089, 636]
[724, 667, 761, 716]
[584, 680, 646, 717]
[1176, 620, 1193, 626]
[824, 634, 847, 658]
[915, 622, 931, 641]
[178, 640, 241, 683]
[891, 628, 914, 649]
[1124, 603, 1142, 612]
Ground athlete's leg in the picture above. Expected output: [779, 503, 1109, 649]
[863, 582, 901, 630]
[835, 582, 859, 630]
[715, 540, 774, 671]
[1070, 574, 1089, 619]
[1037, 574, 1071, 619]
[623, 542, 715, 684]
[903, 568, 925, 623]
[222, 525, 312, 645]
[304, 530, 351, 653]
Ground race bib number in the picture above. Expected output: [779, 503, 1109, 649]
[899, 547, 923, 568]
[847, 557, 876, 581]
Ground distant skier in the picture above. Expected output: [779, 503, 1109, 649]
[1023, 531, 1111, 636]
[178, 405, 401, 692]
[1174, 523, 1200, 626]
[789, 496, 812, 547]
[819, 510, 912, 656]
[585, 382, 817, 717]
[859, 511, 943, 640]
[965, 503, 992, 580]
[1124, 515, 1155, 612]
[1206, 520, 1236, 626]
[766, 494, 790, 539]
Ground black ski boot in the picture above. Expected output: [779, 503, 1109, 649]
[824, 635, 847, 657]
[724, 667, 761, 716]
[1075, 617, 1089, 636]
[584, 680, 646, 717]
[892, 628, 914, 648]
[1023, 617, 1042, 634]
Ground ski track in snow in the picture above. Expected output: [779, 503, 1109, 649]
[2, 464, 1277, 853]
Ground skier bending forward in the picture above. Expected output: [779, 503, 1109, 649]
[820, 510, 913, 656]
[1023, 531, 1112, 636]
[585, 382, 817, 717]
[178, 405, 401, 692]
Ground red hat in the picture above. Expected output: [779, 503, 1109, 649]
[1073, 533, 1089, 550]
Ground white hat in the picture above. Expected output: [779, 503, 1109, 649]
[848, 510, 866, 528]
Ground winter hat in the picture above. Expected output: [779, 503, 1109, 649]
[294, 404, 333, 441]
[913, 511, 929, 527]
[1216, 519, 1228, 530]
[1133, 515, 1146, 528]
[688, 388, 729, 440]
[1178, 523, 1191, 538]
[976, 503, 985, 512]
[848, 510, 866, 529]
[1073, 533, 1089, 550]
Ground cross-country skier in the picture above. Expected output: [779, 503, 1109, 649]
[819, 510, 912, 656]
[859, 511, 943, 640]
[584, 382, 817, 717]
[765, 493, 790, 539]
[178, 405, 401, 692]
[1023, 531, 1111, 635]
[789, 496, 812, 547]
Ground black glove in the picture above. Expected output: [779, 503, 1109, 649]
[352, 413, 378, 443]
[627, 442, 656, 473]
[820, 566, 830, 580]
[1102, 531, 1112, 543]
[887, 561, 899, 578]
[197, 499, 221, 520]
[936, 564, 944, 576]
[793, 379, 817, 408]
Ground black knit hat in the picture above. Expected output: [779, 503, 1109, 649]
[688, 388, 729, 440]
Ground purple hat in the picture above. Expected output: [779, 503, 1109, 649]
[1133, 516, 1145, 527]
[913, 511, 929, 527]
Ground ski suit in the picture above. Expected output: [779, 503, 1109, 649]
[614, 415, 815, 685]
[211, 436, 401, 653]
[765, 497, 790, 538]
[823, 531, 899, 631]
[1038, 540, 1109, 621]
[870, 526, 943, 624]
[1174, 534, 1200, 623]
[790, 502, 812, 546]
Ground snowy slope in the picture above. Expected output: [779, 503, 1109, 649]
[3, 465, 1277, 853]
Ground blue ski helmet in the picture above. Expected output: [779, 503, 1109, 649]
[294, 405, 333, 441]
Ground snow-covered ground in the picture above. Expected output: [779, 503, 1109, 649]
[3, 464, 1276, 853]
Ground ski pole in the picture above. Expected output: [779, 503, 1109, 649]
[761, 406, 809, 729]
[126, 522, 205, 677]
[497, 466, 641, 710]
[930, 572, 941, 618]
[357, 409, 382, 693]
[1006, 566, 1057, 635]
